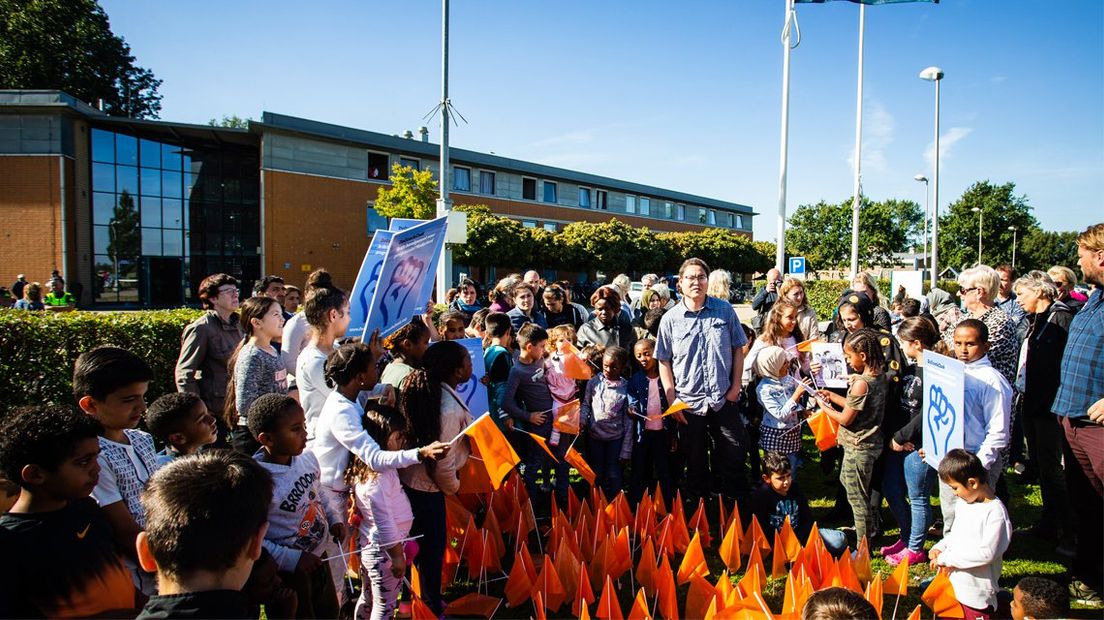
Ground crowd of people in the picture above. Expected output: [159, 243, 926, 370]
[0, 223, 1101, 620]
[5, 271, 77, 310]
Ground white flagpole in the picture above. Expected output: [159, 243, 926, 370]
[435, 0, 453, 304]
[775, 0, 797, 274]
[849, 3, 866, 280]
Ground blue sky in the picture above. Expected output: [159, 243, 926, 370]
[101, 0, 1102, 243]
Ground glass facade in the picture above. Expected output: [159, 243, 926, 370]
[89, 127, 260, 307]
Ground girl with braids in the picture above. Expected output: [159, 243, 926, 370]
[225, 295, 293, 456]
[379, 319, 431, 396]
[881, 316, 946, 566]
[816, 328, 888, 544]
[396, 340, 474, 615]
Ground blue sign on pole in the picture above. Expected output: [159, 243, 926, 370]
[346, 230, 394, 340]
[452, 337, 489, 417]
[789, 256, 806, 275]
[362, 215, 449, 339]
[922, 350, 965, 468]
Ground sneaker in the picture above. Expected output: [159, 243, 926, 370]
[1069, 579, 1102, 605]
[879, 539, 907, 557]
[886, 548, 928, 567]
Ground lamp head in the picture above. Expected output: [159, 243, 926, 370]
[914, 175, 928, 183]
[1007, 225, 1017, 231]
[919, 66, 944, 81]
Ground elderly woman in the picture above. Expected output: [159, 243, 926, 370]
[611, 273, 635, 318]
[578, 285, 637, 351]
[926, 288, 964, 335]
[944, 265, 1018, 386]
[1047, 265, 1087, 314]
[707, 269, 733, 303]
[778, 277, 821, 340]
[851, 272, 892, 331]
[1013, 270, 1075, 546]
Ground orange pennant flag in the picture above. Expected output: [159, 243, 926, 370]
[484, 509, 506, 560]
[597, 575, 624, 620]
[562, 341, 594, 380]
[462, 413, 521, 489]
[661, 399, 691, 418]
[714, 571, 735, 606]
[782, 565, 801, 615]
[685, 574, 718, 620]
[504, 552, 533, 607]
[718, 509, 743, 573]
[444, 593, 501, 619]
[718, 497, 728, 537]
[411, 594, 437, 620]
[628, 588, 652, 620]
[779, 516, 803, 561]
[836, 550, 863, 594]
[537, 553, 567, 612]
[865, 574, 884, 620]
[771, 530, 789, 579]
[566, 445, 597, 486]
[670, 494, 691, 553]
[534, 592, 547, 620]
[688, 499, 713, 548]
[853, 536, 873, 585]
[553, 399, 582, 434]
[479, 530, 502, 574]
[905, 604, 922, 620]
[637, 537, 659, 596]
[656, 515, 676, 560]
[580, 601, 593, 620]
[921, 569, 965, 618]
[738, 544, 765, 599]
[677, 531, 710, 584]
[574, 560, 597, 616]
[656, 556, 680, 620]
[742, 516, 771, 556]
[520, 429, 559, 462]
[883, 554, 910, 597]
[794, 338, 816, 353]
[653, 485, 668, 517]
[457, 445, 496, 494]
[609, 526, 633, 579]
[519, 543, 538, 582]
[806, 409, 839, 451]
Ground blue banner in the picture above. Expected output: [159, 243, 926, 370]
[346, 230, 394, 340]
[452, 337, 489, 417]
[362, 215, 448, 339]
[390, 217, 445, 316]
[389, 218, 423, 232]
[922, 350, 964, 468]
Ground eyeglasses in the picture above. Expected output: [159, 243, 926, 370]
[217, 287, 239, 296]
[682, 274, 708, 281]
[959, 287, 980, 295]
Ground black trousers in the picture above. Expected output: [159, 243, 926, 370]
[683, 402, 750, 504]
[405, 487, 446, 614]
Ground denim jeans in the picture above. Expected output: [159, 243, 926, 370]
[903, 450, 936, 550]
[589, 436, 625, 500]
[880, 449, 913, 547]
[819, 527, 849, 556]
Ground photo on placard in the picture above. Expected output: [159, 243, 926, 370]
[811, 342, 848, 389]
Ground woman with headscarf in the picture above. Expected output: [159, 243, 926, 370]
[925, 287, 964, 336]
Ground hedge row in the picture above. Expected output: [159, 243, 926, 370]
[801, 279, 961, 321]
[0, 308, 203, 413]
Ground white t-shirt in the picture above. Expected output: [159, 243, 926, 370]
[297, 345, 331, 441]
[645, 376, 663, 431]
[930, 497, 1012, 610]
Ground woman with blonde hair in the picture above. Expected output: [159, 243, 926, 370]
[707, 269, 733, 303]
[778, 277, 821, 340]
[1046, 265, 1087, 314]
[850, 271, 892, 330]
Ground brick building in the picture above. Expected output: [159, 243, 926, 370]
[1, 90, 754, 308]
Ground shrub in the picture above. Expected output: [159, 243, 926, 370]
[794, 278, 961, 321]
[0, 308, 203, 413]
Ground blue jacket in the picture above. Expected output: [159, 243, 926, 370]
[627, 370, 674, 443]
[506, 307, 548, 334]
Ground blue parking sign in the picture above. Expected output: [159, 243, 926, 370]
[789, 256, 806, 275]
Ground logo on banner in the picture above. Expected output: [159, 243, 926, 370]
[926, 384, 956, 456]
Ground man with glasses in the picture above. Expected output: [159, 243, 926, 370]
[175, 274, 243, 447]
[1052, 223, 1104, 604]
[655, 258, 749, 506]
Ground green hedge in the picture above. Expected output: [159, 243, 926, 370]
[0, 309, 203, 413]
[803, 279, 961, 321]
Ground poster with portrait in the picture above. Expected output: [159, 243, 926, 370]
[346, 230, 395, 340]
[811, 342, 848, 389]
[362, 215, 448, 339]
[922, 350, 965, 469]
[452, 337, 489, 417]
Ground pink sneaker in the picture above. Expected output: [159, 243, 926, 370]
[879, 539, 907, 557]
[886, 547, 927, 566]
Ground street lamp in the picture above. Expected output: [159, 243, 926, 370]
[1008, 225, 1018, 270]
[971, 207, 983, 264]
[920, 66, 943, 288]
[915, 174, 929, 272]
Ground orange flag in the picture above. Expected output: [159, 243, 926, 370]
[661, 399, 691, 418]
[457, 446, 496, 494]
[534, 592, 547, 620]
[865, 574, 884, 620]
[609, 526, 633, 579]
[806, 409, 839, 451]
[574, 561, 597, 616]
[519, 543, 538, 582]
[484, 509, 506, 560]
[921, 569, 964, 618]
[628, 588, 652, 620]
[771, 530, 789, 579]
[718, 509, 743, 573]
[637, 537, 659, 596]
[566, 446, 597, 486]
[656, 556, 680, 620]
[718, 497, 728, 537]
[562, 341, 594, 380]
[411, 594, 437, 620]
[782, 565, 801, 615]
[596, 575, 624, 620]
[653, 485, 668, 517]
[656, 515, 676, 560]
[853, 536, 873, 584]
[580, 602, 592, 620]
[537, 553, 566, 612]
[521, 429, 559, 461]
[677, 531, 710, 584]
[738, 544, 765, 598]
[688, 499, 713, 548]
[444, 593, 501, 618]
[714, 571, 735, 606]
[836, 551, 863, 594]
[742, 516, 771, 556]
[670, 495, 691, 553]
[794, 338, 816, 353]
[883, 555, 910, 597]
[905, 604, 922, 620]
[685, 574, 717, 620]
[462, 413, 521, 489]
[779, 516, 803, 561]
[504, 552, 533, 607]
[553, 399, 582, 434]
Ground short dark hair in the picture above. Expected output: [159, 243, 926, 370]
[602, 345, 630, 369]
[937, 448, 988, 486]
[542, 285, 565, 302]
[73, 346, 154, 401]
[247, 394, 302, 439]
[510, 281, 534, 300]
[899, 298, 921, 318]
[253, 275, 285, 296]
[469, 308, 491, 332]
[762, 451, 792, 476]
[679, 257, 710, 277]
[198, 273, 238, 310]
[142, 452, 271, 579]
[517, 323, 548, 347]
[324, 341, 375, 389]
[146, 393, 204, 443]
[955, 318, 989, 342]
[437, 311, 468, 331]
[643, 307, 666, 336]
[484, 312, 512, 339]
[303, 285, 347, 330]
[1016, 577, 1069, 619]
[0, 406, 103, 488]
[801, 587, 878, 620]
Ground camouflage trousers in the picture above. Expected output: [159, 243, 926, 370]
[840, 443, 883, 544]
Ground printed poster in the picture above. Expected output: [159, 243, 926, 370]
[362, 215, 448, 339]
[922, 350, 965, 469]
[453, 337, 489, 417]
[346, 230, 395, 340]
[811, 342, 848, 389]
[390, 217, 445, 317]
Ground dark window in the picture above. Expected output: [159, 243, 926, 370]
[400, 157, 420, 171]
[522, 178, 537, 200]
[596, 190, 608, 210]
[367, 152, 389, 179]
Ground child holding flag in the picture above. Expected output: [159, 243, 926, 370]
[628, 338, 673, 505]
[580, 345, 634, 500]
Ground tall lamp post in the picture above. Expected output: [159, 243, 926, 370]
[915, 174, 929, 272]
[971, 206, 984, 264]
[920, 66, 943, 288]
[1008, 225, 1019, 270]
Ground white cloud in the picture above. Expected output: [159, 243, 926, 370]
[924, 126, 974, 167]
[847, 99, 895, 175]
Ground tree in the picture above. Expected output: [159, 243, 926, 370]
[0, 0, 162, 118]
[451, 204, 529, 268]
[372, 164, 438, 220]
[657, 228, 767, 276]
[207, 115, 251, 129]
[1018, 229, 1079, 273]
[557, 219, 663, 275]
[751, 241, 776, 275]
[785, 196, 922, 270]
[937, 181, 1039, 271]
[106, 190, 140, 273]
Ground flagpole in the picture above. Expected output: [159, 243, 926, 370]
[776, 0, 797, 273]
[849, 2, 866, 280]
